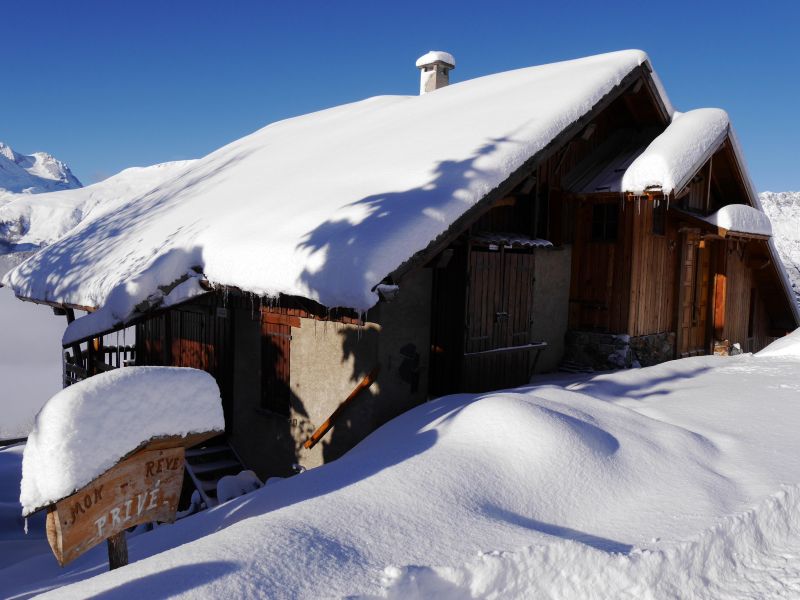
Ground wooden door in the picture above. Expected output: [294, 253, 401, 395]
[462, 247, 536, 391]
[677, 232, 711, 357]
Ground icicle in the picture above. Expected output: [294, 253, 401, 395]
[24, 517, 28, 535]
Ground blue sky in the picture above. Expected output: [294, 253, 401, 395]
[3, 0, 798, 190]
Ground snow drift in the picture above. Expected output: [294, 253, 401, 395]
[20, 367, 224, 515]
[6, 336, 800, 598]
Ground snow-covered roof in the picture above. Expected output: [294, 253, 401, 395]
[702, 204, 773, 237]
[621, 108, 730, 195]
[415, 50, 455, 68]
[21, 366, 224, 515]
[4, 50, 662, 329]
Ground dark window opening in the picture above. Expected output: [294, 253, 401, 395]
[261, 322, 292, 416]
[652, 199, 666, 235]
[591, 203, 618, 242]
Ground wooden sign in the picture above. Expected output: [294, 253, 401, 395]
[46, 446, 185, 566]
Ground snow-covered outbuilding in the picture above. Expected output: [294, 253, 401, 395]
[3, 50, 797, 487]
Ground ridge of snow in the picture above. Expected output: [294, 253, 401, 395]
[4, 50, 661, 323]
[20, 367, 224, 516]
[0, 141, 81, 196]
[702, 203, 773, 237]
[621, 108, 729, 195]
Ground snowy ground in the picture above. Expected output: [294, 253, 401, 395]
[3, 338, 800, 599]
[0, 255, 64, 440]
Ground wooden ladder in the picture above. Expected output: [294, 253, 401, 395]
[184, 438, 246, 507]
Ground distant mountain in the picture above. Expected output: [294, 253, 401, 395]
[0, 141, 82, 198]
[760, 191, 800, 304]
[0, 160, 195, 252]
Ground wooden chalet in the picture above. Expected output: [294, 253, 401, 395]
[6, 51, 797, 500]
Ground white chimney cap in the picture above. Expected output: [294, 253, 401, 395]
[415, 51, 456, 69]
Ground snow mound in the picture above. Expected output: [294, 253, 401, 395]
[217, 470, 263, 504]
[20, 367, 224, 516]
[703, 203, 773, 236]
[0, 142, 81, 197]
[756, 329, 800, 358]
[5, 50, 660, 319]
[622, 108, 729, 194]
[8, 353, 800, 597]
[380, 484, 800, 599]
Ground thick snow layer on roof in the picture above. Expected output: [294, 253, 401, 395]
[20, 367, 223, 515]
[0, 160, 194, 250]
[415, 50, 455, 67]
[703, 203, 773, 237]
[4, 50, 657, 324]
[7, 344, 800, 597]
[621, 108, 729, 194]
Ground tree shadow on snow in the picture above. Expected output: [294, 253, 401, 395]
[483, 505, 633, 554]
[557, 364, 716, 403]
[295, 135, 518, 304]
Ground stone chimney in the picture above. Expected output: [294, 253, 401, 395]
[416, 51, 455, 95]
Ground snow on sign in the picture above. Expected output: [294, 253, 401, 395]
[21, 367, 225, 568]
[46, 444, 187, 566]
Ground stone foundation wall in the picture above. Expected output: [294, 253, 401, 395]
[629, 332, 676, 367]
[563, 330, 676, 371]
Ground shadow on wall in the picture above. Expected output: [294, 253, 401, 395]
[295, 135, 519, 304]
[319, 322, 425, 465]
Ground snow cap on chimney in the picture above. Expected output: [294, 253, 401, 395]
[416, 51, 455, 95]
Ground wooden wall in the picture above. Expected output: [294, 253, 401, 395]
[627, 198, 679, 337]
[568, 196, 632, 332]
[720, 240, 772, 352]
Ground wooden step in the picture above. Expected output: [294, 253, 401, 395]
[184, 439, 246, 507]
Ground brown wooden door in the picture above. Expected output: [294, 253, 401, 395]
[677, 232, 711, 357]
[462, 247, 536, 391]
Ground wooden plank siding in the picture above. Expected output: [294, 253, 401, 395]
[568, 197, 631, 332]
[462, 246, 537, 392]
[627, 198, 679, 337]
[720, 240, 773, 352]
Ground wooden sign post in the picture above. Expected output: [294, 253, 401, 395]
[43, 432, 216, 569]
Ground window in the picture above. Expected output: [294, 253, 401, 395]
[591, 203, 618, 242]
[747, 288, 757, 338]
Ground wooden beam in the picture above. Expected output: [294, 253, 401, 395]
[304, 366, 380, 450]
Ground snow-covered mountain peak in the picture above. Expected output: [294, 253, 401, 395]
[760, 191, 800, 305]
[0, 141, 82, 195]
